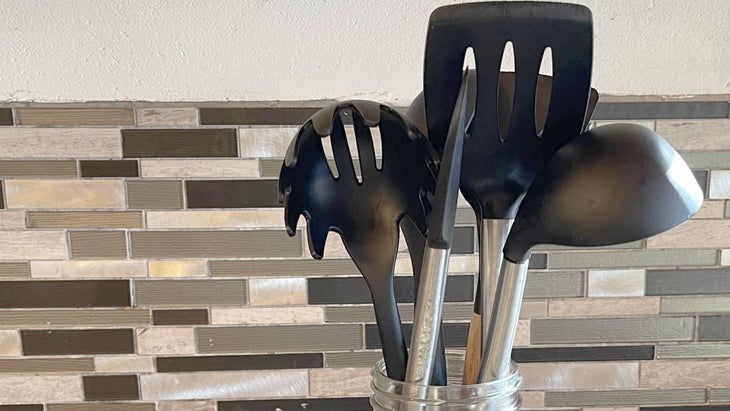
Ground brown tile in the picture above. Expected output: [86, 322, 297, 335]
[136, 327, 195, 355]
[22, 329, 134, 355]
[156, 353, 322, 372]
[0, 262, 29, 278]
[0, 405, 44, 411]
[4, 180, 125, 208]
[135, 279, 247, 306]
[136, 108, 197, 127]
[0, 231, 66, 259]
[127, 180, 184, 209]
[130, 230, 301, 258]
[0, 309, 148, 327]
[199, 107, 320, 125]
[15, 108, 134, 126]
[640, 360, 730, 388]
[83, 374, 139, 401]
[186, 180, 280, 208]
[80, 160, 139, 177]
[309, 368, 370, 397]
[122, 129, 237, 158]
[140, 159, 258, 178]
[94, 356, 155, 373]
[0, 128, 121, 158]
[0, 358, 93, 373]
[0, 108, 12, 125]
[0, 183, 3, 209]
[153, 309, 209, 325]
[70, 231, 127, 259]
[48, 404, 155, 411]
[0, 160, 77, 177]
[0, 280, 130, 308]
[31, 260, 146, 278]
[28, 211, 143, 228]
[0, 376, 82, 403]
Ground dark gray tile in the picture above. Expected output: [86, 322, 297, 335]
[524, 271, 584, 299]
[681, 151, 730, 169]
[130, 230, 302, 258]
[593, 101, 729, 120]
[532, 317, 695, 344]
[21, 329, 135, 355]
[126, 180, 184, 209]
[0, 406, 44, 411]
[186, 179, 280, 208]
[70, 231, 127, 259]
[210, 258, 359, 277]
[511, 345, 654, 363]
[693, 170, 708, 196]
[218, 397, 371, 411]
[325, 351, 383, 368]
[122, 129, 238, 158]
[80, 160, 139, 177]
[528, 254, 547, 269]
[0, 262, 29, 278]
[200, 107, 321, 126]
[0, 160, 77, 177]
[156, 353, 322, 372]
[83, 375, 139, 401]
[197, 324, 362, 353]
[647, 268, 730, 296]
[699, 316, 730, 341]
[0, 280, 130, 308]
[366, 322, 468, 348]
[0, 108, 13, 125]
[135, 280, 247, 306]
[452, 226, 474, 254]
[307, 275, 473, 304]
[152, 309, 209, 325]
[545, 389, 706, 407]
[640, 407, 730, 411]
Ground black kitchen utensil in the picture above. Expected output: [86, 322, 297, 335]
[480, 123, 704, 382]
[409, 1, 595, 383]
[279, 101, 438, 381]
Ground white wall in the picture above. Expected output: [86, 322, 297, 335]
[0, 0, 728, 103]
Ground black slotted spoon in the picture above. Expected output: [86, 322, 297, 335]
[279, 101, 440, 382]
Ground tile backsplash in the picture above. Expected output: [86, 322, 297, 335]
[0, 98, 728, 410]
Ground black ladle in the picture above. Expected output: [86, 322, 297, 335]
[279, 101, 439, 382]
[479, 123, 704, 382]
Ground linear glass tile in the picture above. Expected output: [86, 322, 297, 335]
[699, 316, 730, 341]
[218, 397, 372, 411]
[452, 226, 474, 254]
[531, 317, 695, 344]
[647, 268, 730, 296]
[366, 322, 468, 349]
[28, 211, 143, 228]
[127, 180, 184, 209]
[15, 108, 134, 126]
[47, 404, 155, 411]
[83, 375, 139, 401]
[0, 280, 130, 308]
[511, 345, 654, 363]
[200, 107, 321, 125]
[136, 108, 197, 127]
[544, 389, 706, 407]
[210, 258, 359, 277]
[0, 108, 12, 125]
[260, 158, 285, 178]
[80, 160, 139, 177]
[592, 101, 729, 120]
[657, 343, 730, 359]
[524, 271, 584, 299]
[70, 231, 127, 259]
[0, 262, 29, 279]
[308, 275, 473, 304]
[122, 129, 238, 158]
[681, 151, 730, 169]
[549, 249, 718, 269]
[325, 351, 384, 368]
[152, 309, 209, 325]
[0, 160, 77, 177]
[710, 388, 730, 403]
[197, 324, 362, 353]
[186, 180, 280, 208]
[135, 280, 247, 306]
[0, 309, 149, 327]
[131, 230, 302, 258]
[156, 353, 322, 372]
[0, 358, 94, 373]
[21, 329, 135, 355]
[661, 296, 730, 314]
[639, 406, 730, 411]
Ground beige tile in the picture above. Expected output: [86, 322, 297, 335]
[5, 180, 125, 209]
[147, 210, 283, 229]
[722, 249, 730, 266]
[0, 376, 83, 403]
[515, 320, 530, 347]
[148, 260, 208, 278]
[28, 211, 143, 228]
[521, 362, 639, 390]
[647, 220, 730, 248]
[692, 200, 726, 219]
[520, 301, 548, 318]
[158, 400, 216, 411]
[31, 260, 146, 278]
[309, 367, 370, 397]
[588, 270, 645, 297]
[140, 159, 259, 178]
[248, 278, 307, 305]
[94, 356, 155, 373]
[0, 309, 149, 327]
[136, 328, 195, 355]
[0, 212, 26, 229]
[656, 120, 730, 150]
[239, 127, 298, 158]
[710, 170, 730, 199]
[641, 360, 730, 388]
[0, 231, 66, 259]
[140, 370, 308, 400]
[0, 330, 20, 356]
[211, 307, 324, 325]
[549, 297, 660, 317]
[15, 108, 134, 125]
[136, 108, 197, 127]
[0, 127, 121, 158]
[520, 391, 545, 408]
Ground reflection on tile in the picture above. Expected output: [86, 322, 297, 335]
[148, 261, 208, 278]
[520, 362, 639, 390]
[588, 270, 645, 297]
[249, 278, 306, 305]
[5, 180, 124, 209]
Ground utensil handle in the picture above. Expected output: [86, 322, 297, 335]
[370, 280, 409, 382]
[462, 311, 482, 384]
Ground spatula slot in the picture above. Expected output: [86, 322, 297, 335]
[497, 41, 515, 141]
[339, 109, 363, 183]
[536, 47, 553, 137]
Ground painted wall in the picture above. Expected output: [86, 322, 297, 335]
[0, 0, 728, 103]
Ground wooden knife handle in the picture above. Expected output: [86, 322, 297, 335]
[462, 311, 482, 384]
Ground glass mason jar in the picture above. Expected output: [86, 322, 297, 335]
[370, 352, 522, 411]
